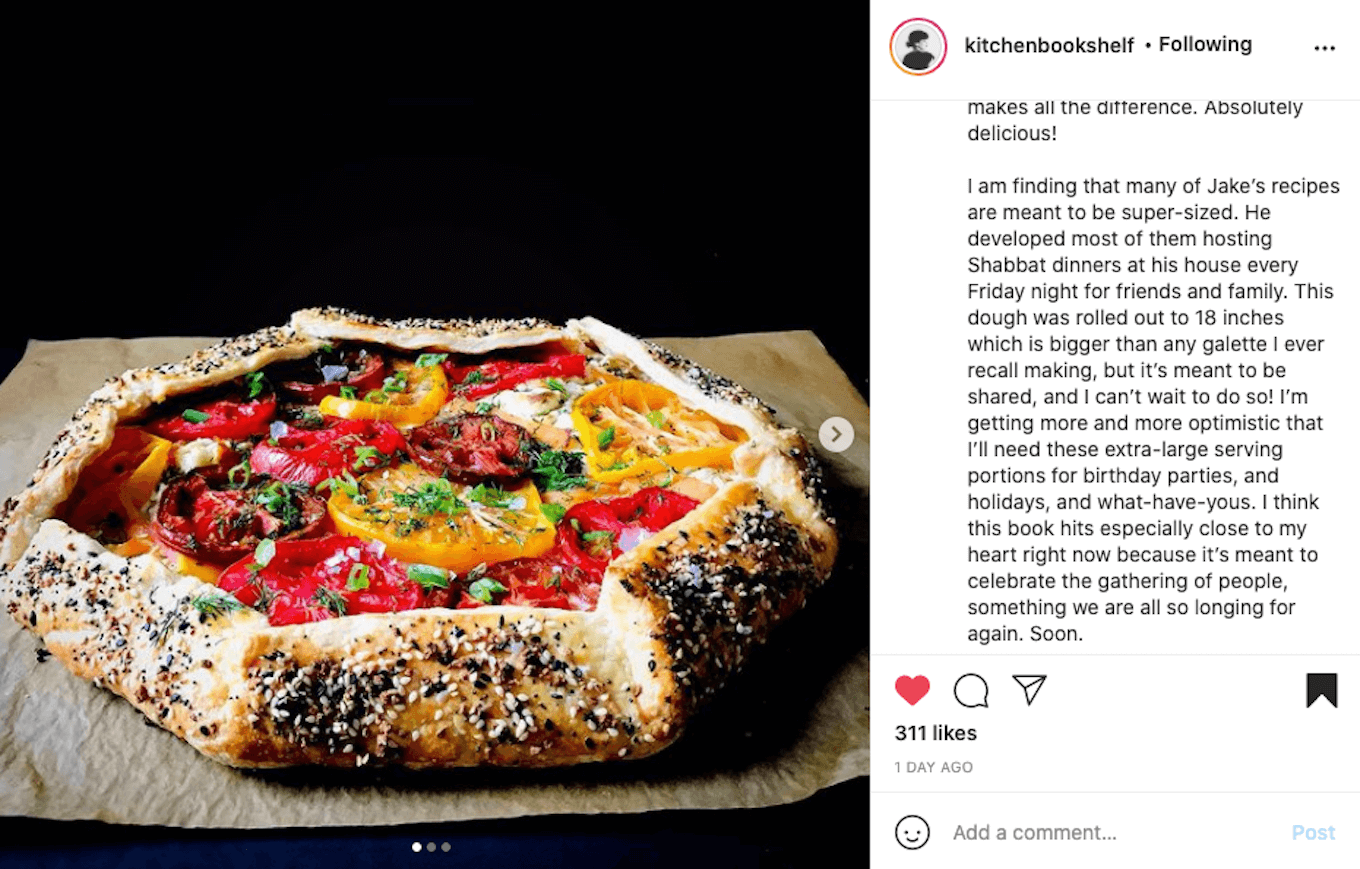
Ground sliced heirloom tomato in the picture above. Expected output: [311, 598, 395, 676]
[152, 473, 328, 565]
[218, 535, 455, 626]
[250, 418, 407, 488]
[443, 352, 586, 400]
[406, 413, 533, 481]
[460, 487, 699, 611]
[318, 359, 448, 426]
[571, 380, 747, 482]
[277, 347, 387, 404]
[326, 463, 555, 573]
[553, 487, 699, 573]
[457, 560, 595, 611]
[146, 392, 277, 441]
[62, 427, 172, 546]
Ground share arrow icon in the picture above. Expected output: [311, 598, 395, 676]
[1012, 675, 1047, 706]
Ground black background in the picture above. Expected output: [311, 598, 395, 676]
[1, 96, 865, 396]
[2, 80, 866, 868]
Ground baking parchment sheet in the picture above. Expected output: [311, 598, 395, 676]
[0, 331, 868, 827]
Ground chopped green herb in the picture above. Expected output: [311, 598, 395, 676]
[532, 450, 587, 491]
[345, 563, 370, 591]
[546, 378, 568, 395]
[246, 574, 277, 613]
[382, 371, 409, 393]
[468, 577, 507, 604]
[181, 409, 210, 424]
[467, 483, 513, 510]
[475, 400, 494, 413]
[340, 385, 357, 400]
[646, 410, 665, 428]
[320, 344, 335, 353]
[597, 426, 615, 450]
[407, 563, 451, 590]
[227, 460, 252, 488]
[351, 445, 383, 471]
[416, 353, 448, 368]
[462, 370, 488, 385]
[254, 482, 300, 525]
[540, 502, 566, 524]
[363, 390, 387, 403]
[191, 593, 245, 619]
[245, 371, 268, 399]
[393, 478, 462, 516]
[313, 586, 347, 615]
[246, 538, 276, 574]
[579, 528, 616, 558]
[318, 472, 360, 499]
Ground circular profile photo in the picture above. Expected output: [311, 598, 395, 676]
[890, 18, 947, 75]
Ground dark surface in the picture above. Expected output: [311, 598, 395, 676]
[3, 95, 865, 399]
[3, 86, 867, 866]
[0, 777, 866, 869]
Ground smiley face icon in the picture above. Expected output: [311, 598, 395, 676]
[895, 815, 931, 850]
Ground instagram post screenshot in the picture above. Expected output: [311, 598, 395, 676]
[873, 0, 1356, 865]
[0, 91, 867, 865]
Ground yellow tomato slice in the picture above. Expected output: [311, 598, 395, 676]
[318, 360, 448, 426]
[571, 380, 747, 483]
[65, 428, 173, 532]
[326, 464, 555, 573]
[170, 550, 225, 584]
[106, 537, 154, 559]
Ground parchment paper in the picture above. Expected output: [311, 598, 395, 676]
[0, 331, 868, 827]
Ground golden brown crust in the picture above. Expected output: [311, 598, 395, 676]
[0, 311, 837, 769]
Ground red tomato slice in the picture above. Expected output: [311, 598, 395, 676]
[460, 487, 699, 611]
[250, 418, 407, 488]
[406, 414, 532, 481]
[554, 487, 700, 573]
[277, 349, 387, 404]
[152, 473, 328, 564]
[442, 353, 586, 400]
[218, 535, 454, 626]
[457, 558, 597, 611]
[147, 396, 277, 441]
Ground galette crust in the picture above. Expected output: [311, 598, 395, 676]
[0, 309, 836, 768]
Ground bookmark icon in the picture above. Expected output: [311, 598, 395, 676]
[1012, 674, 1047, 706]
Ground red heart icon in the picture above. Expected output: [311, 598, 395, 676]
[895, 675, 930, 705]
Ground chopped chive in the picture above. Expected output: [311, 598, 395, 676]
[345, 563, 370, 591]
[407, 563, 451, 590]
[245, 371, 268, 399]
[468, 577, 507, 603]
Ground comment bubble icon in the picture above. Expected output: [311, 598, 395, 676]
[953, 673, 989, 708]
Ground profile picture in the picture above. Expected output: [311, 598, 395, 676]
[890, 18, 947, 75]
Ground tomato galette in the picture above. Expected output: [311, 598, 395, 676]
[0, 309, 836, 768]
